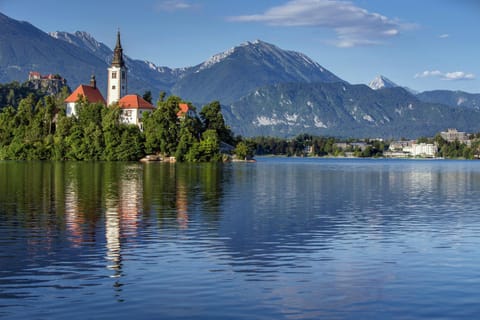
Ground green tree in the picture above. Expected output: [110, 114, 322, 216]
[143, 91, 152, 104]
[234, 141, 249, 160]
[0, 106, 16, 149]
[115, 125, 145, 161]
[144, 96, 179, 156]
[102, 105, 123, 161]
[198, 129, 221, 162]
[52, 110, 74, 160]
[200, 101, 234, 145]
[175, 116, 200, 162]
[158, 91, 166, 103]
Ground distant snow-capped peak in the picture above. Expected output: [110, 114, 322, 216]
[197, 40, 270, 72]
[197, 39, 325, 73]
[198, 46, 236, 72]
[368, 75, 398, 90]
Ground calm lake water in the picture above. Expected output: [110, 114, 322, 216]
[1, 158, 480, 319]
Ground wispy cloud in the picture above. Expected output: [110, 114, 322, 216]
[415, 70, 475, 81]
[228, 0, 413, 48]
[154, 0, 198, 12]
[439, 34, 449, 39]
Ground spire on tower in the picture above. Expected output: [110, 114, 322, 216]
[90, 74, 96, 88]
[116, 29, 122, 48]
[111, 30, 125, 68]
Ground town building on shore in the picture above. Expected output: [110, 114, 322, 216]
[440, 128, 467, 142]
[440, 128, 471, 146]
[385, 140, 437, 158]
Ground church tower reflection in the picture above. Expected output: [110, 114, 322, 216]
[104, 164, 144, 296]
[105, 201, 122, 280]
[63, 162, 145, 299]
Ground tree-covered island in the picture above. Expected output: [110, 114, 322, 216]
[0, 82, 254, 162]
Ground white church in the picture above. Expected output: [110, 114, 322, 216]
[65, 31, 164, 128]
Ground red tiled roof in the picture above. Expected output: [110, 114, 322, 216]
[177, 103, 191, 117]
[64, 85, 106, 105]
[118, 95, 155, 110]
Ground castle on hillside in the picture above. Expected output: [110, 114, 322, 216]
[64, 31, 191, 129]
[27, 71, 67, 96]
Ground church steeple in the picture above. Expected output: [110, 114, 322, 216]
[107, 30, 127, 105]
[111, 30, 125, 68]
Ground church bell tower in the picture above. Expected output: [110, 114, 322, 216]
[107, 30, 127, 105]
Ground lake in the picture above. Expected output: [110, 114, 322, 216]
[1, 158, 480, 319]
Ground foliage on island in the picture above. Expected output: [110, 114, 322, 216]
[0, 85, 254, 162]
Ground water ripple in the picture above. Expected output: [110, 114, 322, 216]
[1, 160, 480, 319]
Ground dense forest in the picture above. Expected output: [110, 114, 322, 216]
[0, 84, 254, 161]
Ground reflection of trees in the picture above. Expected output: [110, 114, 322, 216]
[143, 163, 227, 230]
[196, 163, 225, 224]
[0, 161, 230, 304]
[64, 162, 103, 244]
[0, 161, 61, 222]
[0, 162, 67, 254]
[143, 163, 178, 228]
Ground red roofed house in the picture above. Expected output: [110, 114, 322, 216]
[118, 94, 155, 129]
[64, 75, 106, 117]
[177, 103, 195, 119]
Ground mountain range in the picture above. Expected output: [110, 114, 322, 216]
[1, 11, 480, 138]
[223, 83, 480, 138]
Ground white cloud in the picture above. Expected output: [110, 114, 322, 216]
[415, 70, 475, 81]
[415, 70, 443, 78]
[444, 71, 475, 81]
[439, 34, 449, 39]
[229, 0, 413, 48]
[154, 0, 197, 12]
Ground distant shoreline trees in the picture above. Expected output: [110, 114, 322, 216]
[250, 134, 480, 159]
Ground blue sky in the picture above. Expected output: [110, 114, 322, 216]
[1, 0, 479, 93]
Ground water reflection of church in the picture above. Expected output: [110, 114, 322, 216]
[63, 164, 145, 293]
[64, 164, 192, 282]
